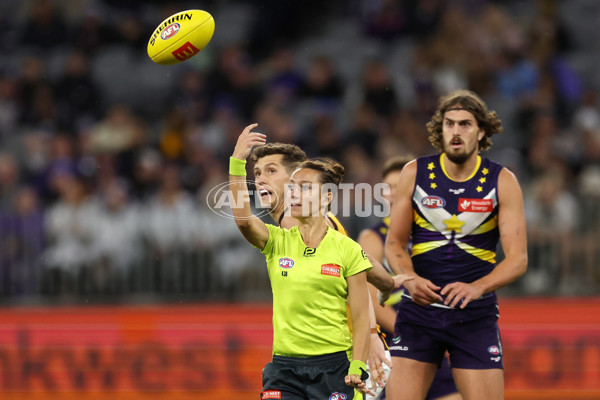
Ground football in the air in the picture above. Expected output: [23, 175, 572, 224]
[147, 9, 215, 65]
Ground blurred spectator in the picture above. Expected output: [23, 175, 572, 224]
[55, 50, 102, 131]
[71, 6, 117, 55]
[0, 73, 19, 137]
[524, 168, 578, 294]
[131, 148, 162, 201]
[577, 165, 600, 292]
[88, 178, 142, 293]
[168, 69, 210, 124]
[142, 164, 200, 252]
[141, 164, 202, 293]
[42, 173, 100, 296]
[261, 47, 304, 106]
[206, 45, 263, 120]
[345, 103, 382, 159]
[360, 58, 399, 117]
[298, 56, 344, 103]
[20, 0, 69, 50]
[363, 0, 411, 41]
[159, 107, 186, 161]
[85, 104, 142, 155]
[0, 153, 20, 211]
[0, 186, 44, 296]
[15, 56, 49, 126]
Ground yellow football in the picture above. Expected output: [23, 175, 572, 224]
[147, 9, 215, 65]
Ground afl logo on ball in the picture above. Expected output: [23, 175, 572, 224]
[487, 345, 500, 355]
[160, 23, 180, 40]
[279, 258, 294, 269]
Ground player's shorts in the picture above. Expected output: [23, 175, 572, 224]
[390, 296, 503, 370]
[261, 351, 360, 399]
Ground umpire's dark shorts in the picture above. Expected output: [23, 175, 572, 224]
[261, 351, 360, 400]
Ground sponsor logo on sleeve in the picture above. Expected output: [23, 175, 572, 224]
[279, 258, 294, 269]
[321, 264, 341, 277]
[459, 198, 493, 212]
[262, 390, 282, 399]
[421, 195, 446, 209]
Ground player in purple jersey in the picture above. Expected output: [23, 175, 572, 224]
[384, 90, 528, 400]
[358, 156, 460, 400]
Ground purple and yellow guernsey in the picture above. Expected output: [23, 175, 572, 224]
[410, 153, 503, 308]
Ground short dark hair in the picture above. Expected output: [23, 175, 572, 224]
[298, 158, 345, 187]
[382, 155, 413, 179]
[250, 143, 307, 173]
[426, 90, 503, 153]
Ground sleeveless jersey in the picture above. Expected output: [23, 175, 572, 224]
[411, 153, 503, 307]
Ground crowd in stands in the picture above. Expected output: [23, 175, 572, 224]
[0, 0, 599, 304]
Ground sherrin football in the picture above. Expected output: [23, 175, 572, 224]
[147, 10, 215, 65]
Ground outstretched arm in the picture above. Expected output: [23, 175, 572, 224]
[230, 123, 269, 249]
[441, 168, 528, 308]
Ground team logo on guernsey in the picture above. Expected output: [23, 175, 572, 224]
[459, 198, 493, 212]
[262, 390, 282, 399]
[421, 195, 446, 209]
[487, 345, 501, 355]
[329, 393, 347, 400]
[321, 264, 341, 277]
[279, 258, 294, 269]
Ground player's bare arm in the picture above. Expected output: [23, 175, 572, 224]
[441, 168, 528, 309]
[230, 123, 270, 249]
[385, 161, 443, 306]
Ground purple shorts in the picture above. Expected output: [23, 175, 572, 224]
[390, 296, 503, 370]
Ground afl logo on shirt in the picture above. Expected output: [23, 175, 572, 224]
[329, 393, 347, 400]
[279, 258, 294, 269]
[422, 195, 446, 209]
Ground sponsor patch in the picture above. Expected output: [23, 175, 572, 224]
[279, 258, 294, 269]
[458, 198, 493, 212]
[329, 393, 347, 400]
[321, 264, 341, 277]
[262, 390, 282, 399]
[487, 345, 500, 355]
[422, 195, 446, 209]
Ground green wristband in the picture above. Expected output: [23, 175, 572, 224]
[348, 359, 367, 376]
[229, 157, 247, 176]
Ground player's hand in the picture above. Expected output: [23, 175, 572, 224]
[368, 335, 392, 390]
[232, 123, 266, 160]
[392, 273, 415, 289]
[403, 275, 443, 306]
[440, 281, 484, 309]
[345, 374, 376, 397]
